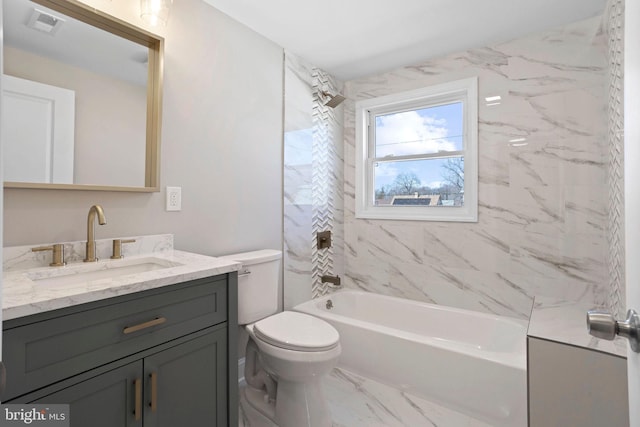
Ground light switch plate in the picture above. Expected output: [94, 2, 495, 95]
[166, 186, 181, 211]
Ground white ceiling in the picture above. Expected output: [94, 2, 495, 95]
[4, 0, 148, 86]
[203, 0, 608, 80]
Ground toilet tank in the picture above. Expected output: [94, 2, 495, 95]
[221, 249, 282, 325]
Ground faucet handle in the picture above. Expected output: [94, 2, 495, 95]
[32, 244, 66, 267]
[111, 239, 136, 259]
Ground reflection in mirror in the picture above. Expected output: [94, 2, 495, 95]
[2, 0, 163, 191]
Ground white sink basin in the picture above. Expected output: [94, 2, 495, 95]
[25, 257, 183, 287]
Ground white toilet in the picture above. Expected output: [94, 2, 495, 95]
[224, 249, 341, 427]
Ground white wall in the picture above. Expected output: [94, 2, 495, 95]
[624, 0, 640, 422]
[3, 0, 284, 258]
[0, 0, 5, 364]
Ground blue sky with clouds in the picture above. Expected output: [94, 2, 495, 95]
[373, 102, 463, 191]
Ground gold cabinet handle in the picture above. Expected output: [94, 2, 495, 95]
[123, 317, 166, 334]
[134, 378, 142, 421]
[149, 372, 158, 412]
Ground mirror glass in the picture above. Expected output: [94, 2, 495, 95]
[2, 0, 162, 191]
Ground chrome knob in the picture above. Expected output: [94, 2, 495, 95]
[587, 309, 640, 352]
[587, 311, 617, 340]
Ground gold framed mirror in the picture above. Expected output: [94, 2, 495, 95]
[3, 0, 163, 192]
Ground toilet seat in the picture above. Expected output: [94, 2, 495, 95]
[253, 311, 339, 352]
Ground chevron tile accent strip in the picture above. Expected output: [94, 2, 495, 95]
[311, 69, 340, 298]
[605, 0, 626, 319]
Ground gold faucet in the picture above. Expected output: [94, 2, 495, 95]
[84, 205, 107, 262]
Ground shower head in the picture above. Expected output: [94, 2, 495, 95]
[322, 91, 346, 108]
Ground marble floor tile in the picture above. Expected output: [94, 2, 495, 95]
[239, 367, 492, 427]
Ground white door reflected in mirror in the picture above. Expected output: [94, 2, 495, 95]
[2, 74, 75, 184]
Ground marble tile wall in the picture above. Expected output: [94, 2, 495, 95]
[605, 0, 625, 319]
[283, 52, 344, 308]
[311, 68, 345, 298]
[342, 17, 608, 319]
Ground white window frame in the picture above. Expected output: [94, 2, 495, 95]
[355, 77, 478, 222]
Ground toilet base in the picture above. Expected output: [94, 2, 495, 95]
[243, 379, 332, 427]
[241, 386, 277, 427]
[275, 379, 332, 427]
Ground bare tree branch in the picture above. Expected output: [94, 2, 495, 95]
[440, 158, 464, 191]
[394, 172, 421, 194]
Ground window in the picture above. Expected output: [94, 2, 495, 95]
[355, 77, 478, 222]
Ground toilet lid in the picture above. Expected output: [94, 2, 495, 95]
[253, 311, 339, 352]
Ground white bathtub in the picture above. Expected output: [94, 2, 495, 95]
[294, 290, 528, 427]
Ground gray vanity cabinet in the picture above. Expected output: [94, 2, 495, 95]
[143, 328, 227, 427]
[24, 361, 143, 427]
[2, 273, 238, 427]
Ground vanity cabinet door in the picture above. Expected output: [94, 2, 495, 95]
[143, 326, 227, 427]
[22, 361, 143, 427]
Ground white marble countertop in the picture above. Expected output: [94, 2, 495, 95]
[2, 235, 241, 321]
[528, 296, 627, 358]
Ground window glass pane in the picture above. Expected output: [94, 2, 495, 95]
[374, 102, 463, 157]
[373, 157, 464, 207]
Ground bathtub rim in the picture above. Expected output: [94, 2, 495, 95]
[293, 289, 528, 370]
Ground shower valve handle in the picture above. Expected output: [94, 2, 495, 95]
[586, 309, 640, 352]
